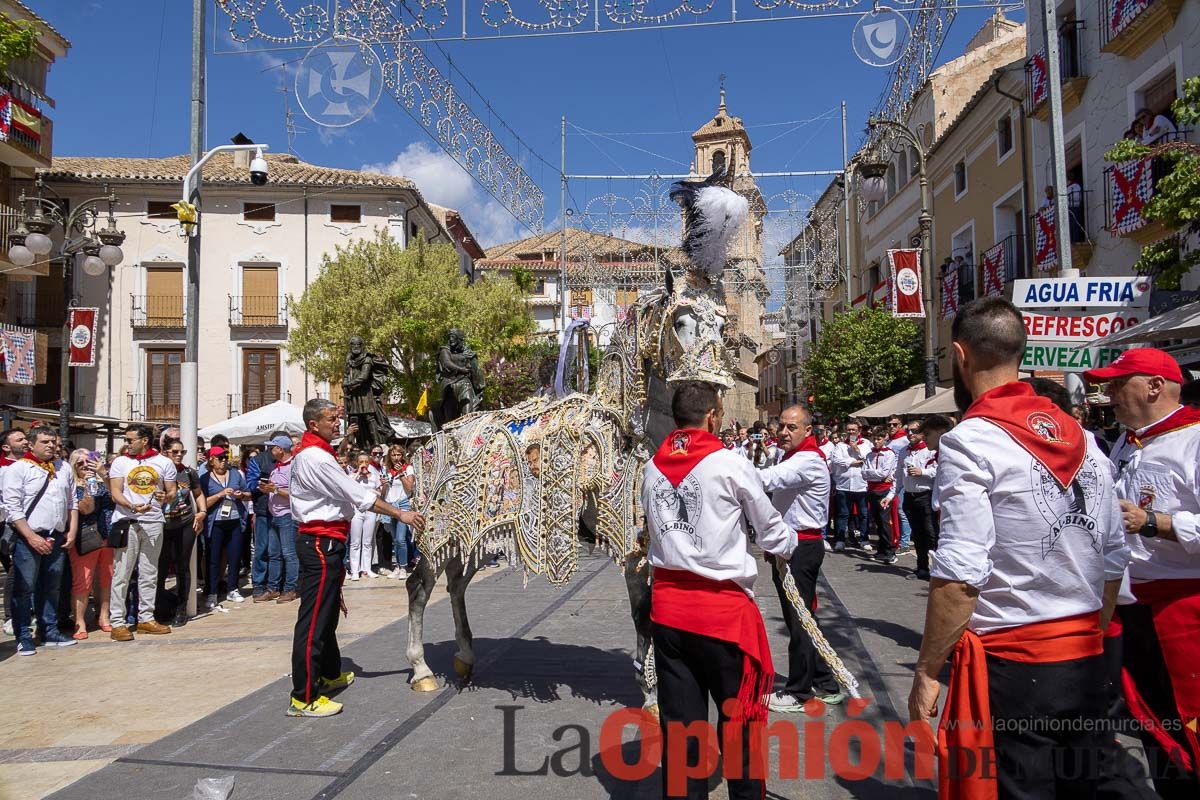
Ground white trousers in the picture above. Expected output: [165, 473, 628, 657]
[348, 511, 378, 575]
[109, 521, 164, 625]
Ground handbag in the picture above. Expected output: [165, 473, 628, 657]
[107, 518, 132, 549]
[76, 519, 104, 555]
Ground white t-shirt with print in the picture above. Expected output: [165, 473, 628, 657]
[110, 453, 177, 524]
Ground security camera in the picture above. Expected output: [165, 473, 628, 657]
[249, 148, 268, 186]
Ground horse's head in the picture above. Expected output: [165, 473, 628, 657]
[661, 289, 735, 389]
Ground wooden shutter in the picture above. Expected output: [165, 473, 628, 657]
[241, 266, 279, 324]
[243, 349, 280, 413]
[146, 267, 183, 326]
[147, 349, 183, 420]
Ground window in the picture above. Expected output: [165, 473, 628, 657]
[954, 161, 967, 196]
[145, 266, 183, 326]
[330, 204, 362, 224]
[886, 164, 897, 198]
[897, 150, 909, 187]
[147, 350, 183, 420]
[909, 147, 920, 177]
[147, 201, 176, 220]
[241, 265, 279, 325]
[409, 222, 419, 242]
[243, 349, 281, 413]
[1140, 69, 1178, 117]
[711, 150, 726, 175]
[997, 116, 1014, 157]
[534, 278, 546, 295]
[243, 202, 276, 222]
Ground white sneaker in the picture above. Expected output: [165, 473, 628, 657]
[378, 568, 393, 578]
[767, 691, 804, 713]
[823, 539, 832, 552]
[394, 568, 408, 579]
[350, 574, 360, 582]
[226, 589, 246, 603]
[2, 618, 12, 636]
[860, 543, 875, 553]
[364, 570, 378, 578]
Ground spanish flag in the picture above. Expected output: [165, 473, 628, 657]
[415, 387, 429, 417]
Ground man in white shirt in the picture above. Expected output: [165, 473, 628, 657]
[0, 427, 29, 635]
[757, 405, 844, 714]
[886, 416, 913, 551]
[643, 382, 794, 799]
[902, 417, 949, 580]
[830, 420, 870, 551]
[862, 425, 899, 563]
[909, 298, 1133, 798]
[1085, 347, 1200, 796]
[288, 399, 425, 718]
[3, 427, 77, 655]
[108, 423, 177, 641]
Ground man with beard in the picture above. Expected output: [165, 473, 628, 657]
[1085, 348, 1200, 798]
[909, 297, 1140, 798]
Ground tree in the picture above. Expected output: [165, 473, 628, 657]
[800, 307, 922, 418]
[1104, 76, 1200, 289]
[483, 339, 559, 409]
[288, 231, 536, 409]
[0, 14, 37, 77]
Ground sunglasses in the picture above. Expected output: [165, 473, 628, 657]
[168, 449, 187, 455]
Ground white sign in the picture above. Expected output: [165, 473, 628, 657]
[1022, 343, 1127, 372]
[1013, 277, 1151, 309]
[1023, 310, 1144, 342]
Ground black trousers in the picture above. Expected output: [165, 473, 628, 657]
[157, 522, 196, 618]
[291, 533, 346, 704]
[987, 651, 1155, 799]
[1118, 603, 1200, 799]
[902, 491, 938, 571]
[769, 539, 838, 700]
[653, 623, 761, 800]
[865, 490, 895, 557]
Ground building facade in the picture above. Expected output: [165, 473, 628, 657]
[39, 151, 455, 431]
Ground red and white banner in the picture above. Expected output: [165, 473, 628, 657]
[851, 291, 869, 310]
[871, 279, 890, 309]
[68, 307, 98, 367]
[887, 249, 924, 318]
[981, 241, 1005, 297]
[1034, 206, 1058, 272]
[941, 270, 959, 320]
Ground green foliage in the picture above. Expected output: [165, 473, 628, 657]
[0, 14, 37, 76]
[801, 307, 922, 418]
[1105, 76, 1200, 285]
[288, 231, 536, 409]
[483, 339, 559, 409]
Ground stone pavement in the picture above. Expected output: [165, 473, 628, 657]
[2, 546, 941, 800]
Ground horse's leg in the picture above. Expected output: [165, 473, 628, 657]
[406, 555, 441, 692]
[624, 550, 657, 718]
[444, 553, 481, 682]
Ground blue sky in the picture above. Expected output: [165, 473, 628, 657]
[32, 1, 1020, 247]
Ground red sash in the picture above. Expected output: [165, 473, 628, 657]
[938, 612, 1102, 800]
[651, 568, 774, 723]
[298, 519, 351, 541]
[1121, 579, 1200, 774]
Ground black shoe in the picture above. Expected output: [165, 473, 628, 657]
[172, 610, 189, 627]
[915, 568, 931, 580]
[878, 553, 898, 565]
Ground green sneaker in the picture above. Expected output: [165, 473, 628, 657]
[816, 691, 846, 706]
[319, 670, 356, 691]
[287, 695, 344, 717]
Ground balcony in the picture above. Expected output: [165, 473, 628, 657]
[227, 391, 291, 417]
[0, 86, 51, 168]
[1104, 132, 1188, 244]
[229, 295, 288, 327]
[127, 393, 178, 423]
[1026, 22, 1088, 121]
[1101, 0, 1186, 58]
[1029, 196, 1093, 272]
[131, 295, 185, 329]
[13, 288, 65, 328]
[981, 235, 1028, 292]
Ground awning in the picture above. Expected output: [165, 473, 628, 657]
[198, 399, 305, 445]
[0, 404, 134, 432]
[906, 386, 957, 415]
[1084, 299, 1200, 349]
[853, 384, 927, 418]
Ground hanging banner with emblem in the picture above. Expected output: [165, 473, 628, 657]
[67, 307, 98, 367]
[888, 249, 924, 318]
[940, 270, 959, 320]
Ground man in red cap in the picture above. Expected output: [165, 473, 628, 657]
[1086, 347, 1200, 798]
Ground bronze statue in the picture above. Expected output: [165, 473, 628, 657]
[342, 336, 395, 448]
[435, 328, 484, 424]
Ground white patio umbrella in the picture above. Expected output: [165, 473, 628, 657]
[198, 399, 305, 445]
[852, 384, 927, 418]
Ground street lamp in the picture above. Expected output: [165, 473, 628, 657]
[864, 116, 937, 399]
[7, 178, 125, 439]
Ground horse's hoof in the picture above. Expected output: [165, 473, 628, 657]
[411, 676, 439, 692]
[453, 656, 474, 681]
[643, 704, 659, 721]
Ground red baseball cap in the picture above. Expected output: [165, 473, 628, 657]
[206, 446, 228, 459]
[1083, 347, 1184, 384]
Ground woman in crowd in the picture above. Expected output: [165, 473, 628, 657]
[347, 451, 384, 580]
[381, 444, 416, 578]
[158, 438, 207, 626]
[201, 447, 251, 607]
[67, 449, 114, 639]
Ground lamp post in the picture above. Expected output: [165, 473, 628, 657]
[861, 117, 937, 399]
[7, 178, 125, 440]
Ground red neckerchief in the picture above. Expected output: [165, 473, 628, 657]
[818, 437, 829, 447]
[910, 441, 928, 451]
[783, 435, 826, 462]
[388, 466, 403, 477]
[930, 450, 939, 463]
[295, 430, 337, 458]
[371, 460, 382, 470]
[0, 456, 14, 466]
[131, 448, 160, 461]
[21, 454, 56, 478]
[872, 445, 888, 453]
[1126, 405, 1200, 448]
[889, 429, 907, 442]
[274, 457, 293, 468]
[963, 381, 1085, 489]
[653, 429, 725, 487]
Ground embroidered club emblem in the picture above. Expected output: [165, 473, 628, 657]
[1027, 412, 1066, 443]
[670, 432, 690, 455]
[1138, 484, 1156, 510]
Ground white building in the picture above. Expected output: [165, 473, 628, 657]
[39, 150, 463, 431]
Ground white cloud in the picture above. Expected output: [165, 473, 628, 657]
[362, 141, 528, 249]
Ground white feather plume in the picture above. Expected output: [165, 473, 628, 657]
[688, 186, 748, 276]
